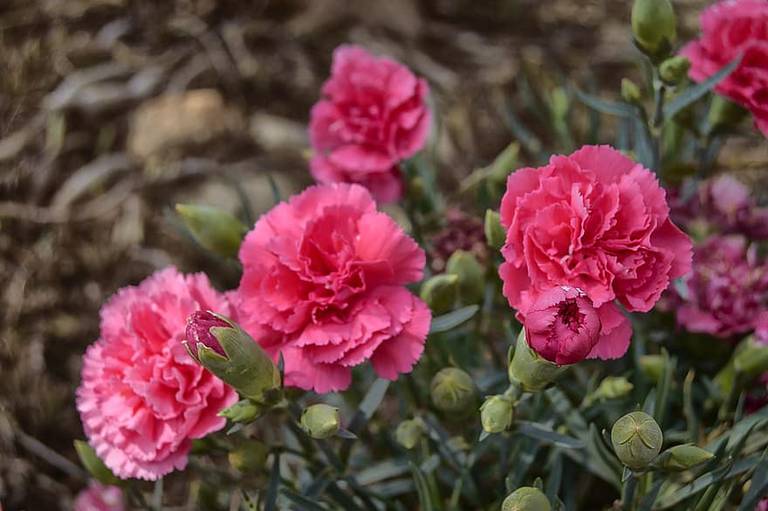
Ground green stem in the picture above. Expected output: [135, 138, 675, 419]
[622, 472, 639, 511]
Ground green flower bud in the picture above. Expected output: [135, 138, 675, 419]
[484, 209, 506, 250]
[621, 78, 642, 105]
[395, 417, 426, 450]
[480, 395, 514, 433]
[300, 404, 340, 439]
[588, 376, 634, 404]
[508, 330, 567, 392]
[639, 354, 665, 383]
[228, 440, 269, 473]
[611, 411, 663, 470]
[185, 311, 281, 405]
[707, 95, 748, 131]
[733, 336, 768, 378]
[446, 250, 485, 304]
[430, 367, 476, 414]
[631, 0, 677, 60]
[501, 486, 552, 511]
[176, 204, 247, 258]
[659, 56, 691, 85]
[218, 399, 264, 423]
[74, 440, 120, 485]
[656, 443, 713, 471]
[420, 274, 459, 315]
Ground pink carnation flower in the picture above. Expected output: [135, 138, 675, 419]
[309, 45, 431, 202]
[234, 183, 431, 393]
[74, 483, 124, 511]
[76, 268, 238, 480]
[499, 145, 692, 360]
[681, 0, 768, 136]
[525, 286, 601, 365]
[677, 235, 768, 338]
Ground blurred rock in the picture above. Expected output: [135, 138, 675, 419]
[249, 113, 308, 153]
[127, 89, 246, 162]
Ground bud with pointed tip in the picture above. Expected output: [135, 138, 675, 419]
[621, 78, 642, 105]
[659, 56, 690, 85]
[484, 210, 506, 250]
[176, 203, 247, 258]
[501, 486, 551, 511]
[395, 418, 426, 450]
[631, 0, 677, 60]
[218, 399, 263, 423]
[655, 443, 713, 471]
[300, 404, 341, 439]
[611, 411, 663, 470]
[480, 395, 514, 433]
[420, 274, 459, 315]
[430, 367, 476, 414]
[446, 250, 485, 304]
[184, 311, 281, 405]
[587, 376, 634, 404]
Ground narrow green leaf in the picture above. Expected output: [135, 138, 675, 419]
[280, 489, 328, 511]
[429, 305, 479, 333]
[574, 89, 636, 118]
[410, 461, 435, 511]
[737, 455, 768, 511]
[638, 479, 665, 511]
[662, 55, 742, 122]
[516, 421, 585, 449]
[264, 451, 281, 511]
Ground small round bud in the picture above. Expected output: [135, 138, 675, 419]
[611, 411, 663, 470]
[446, 250, 485, 304]
[639, 355, 665, 382]
[300, 404, 341, 439]
[621, 78, 642, 104]
[592, 376, 634, 401]
[501, 486, 551, 511]
[420, 274, 459, 315]
[228, 440, 269, 473]
[395, 418, 426, 450]
[631, 0, 677, 59]
[430, 367, 476, 414]
[656, 444, 713, 471]
[659, 56, 691, 85]
[484, 209, 506, 250]
[480, 395, 514, 433]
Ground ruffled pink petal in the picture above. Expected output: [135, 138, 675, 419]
[371, 296, 431, 379]
[587, 302, 632, 360]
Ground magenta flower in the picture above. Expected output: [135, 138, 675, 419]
[76, 268, 238, 480]
[74, 483, 124, 511]
[499, 145, 691, 360]
[677, 235, 768, 338]
[525, 286, 601, 365]
[185, 310, 230, 359]
[233, 183, 431, 393]
[681, 0, 768, 136]
[309, 45, 431, 202]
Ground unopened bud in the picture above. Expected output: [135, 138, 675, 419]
[184, 311, 281, 404]
[508, 330, 567, 392]
[176, 204, 247, 258]
[480, 395, 514, 433]
[430, 367, 476, 414]
[484, 210, 506, 250]
[656, 444, 713, 471]
[228, 440, 269, 473]
[300, 404, 340, 439]
[659, 56, 690, 85]
[446, 250, 485, 304]
[621, 78, 642, 105]
[501, 486, 551, 511]
[631, 0, 677, 60]
[588, 376, 634, 404]
[420, 274, 459, 315]
[639, 355, 665, 382]
[218, 399, 263, 423]
[611, 411, 663, 470]
[395, 418, 426, 450]
[74, 440, 120, 485]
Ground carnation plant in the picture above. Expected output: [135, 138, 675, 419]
[66, 0, 768, 510]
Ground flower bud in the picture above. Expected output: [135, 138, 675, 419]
[420, 274, 459, 315]
[733, 335, 768, 379]
[621, 78, 642, 105]
[446, 250, 485, 304]
[300, 404, 341, 439]
[176, 204, 247, 258]
[589, 376, 634, 403]
[395, 417, 426, 450]
[480, 395, 514, 433]
[611, 411, 663, 470]
[631, 0, 677, 60]
[639, 354, 665, 382]
[508, 329, 567, 392]
[430, 367, 476, 413]
[228, 440, 269, 473]
[501, 486, 552, 511]
[655, 444, 713, 471]
[484, 209, 506, 250]
[218, 399, 263, 423]
[74, 440, 120, 485]
[659, 56, 690, 85]
[184, 311, 281, 404]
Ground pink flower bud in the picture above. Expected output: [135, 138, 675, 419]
[185, 310, 229, 359]
[524, 286, 601, 365]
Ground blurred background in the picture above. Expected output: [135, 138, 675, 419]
[1, 0, 765, 508]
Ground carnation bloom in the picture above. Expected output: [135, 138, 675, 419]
[525, 286, 601, 365]
[499, 145, 692, 359]
[309, 45, 431, 202]
[76, 268, 238, 480]
[234, 183, 431, 393]
[681, 0, 768, 136]
[677, 235, 768, 338]
[74, 483, 124, 511]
